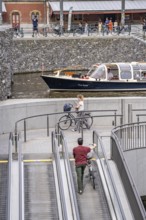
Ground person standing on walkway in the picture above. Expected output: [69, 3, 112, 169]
[72, 94, 84, 131]
[32, 15, 38, 37]
[98, 20, 103, 34]
[143, 18, 146, 32]
[84, 21, 88, 34]
[73, 138, 91, 194]
[104, 17, 109, 34]
[108, 19, 113, 34]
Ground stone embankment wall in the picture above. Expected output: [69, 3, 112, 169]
[0, 30, 13, 101]
[1, 33, 146, 100]
[12, 37, 146, 73]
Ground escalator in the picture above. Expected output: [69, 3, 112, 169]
[24, 160, 59, 220]
[0, 160, 8, 220]
[70, 160, 112, 220]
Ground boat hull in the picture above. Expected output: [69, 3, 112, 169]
[41, 76, 146, 91]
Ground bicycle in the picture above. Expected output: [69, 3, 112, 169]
[86, 144, 96, 189]
[73, 27, 84, 37]
[13, 27, 24, 38]
[59, 103, 93, 130]
[88, 25, 98, 36]
[52, 25, 71, 37]
[112, 25, 131, 35]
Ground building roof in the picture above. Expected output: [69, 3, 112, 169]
[49, 1, 146, 13]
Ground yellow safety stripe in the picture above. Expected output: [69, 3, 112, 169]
[0, 160, 8, 163]
[23, 159, 52, 163]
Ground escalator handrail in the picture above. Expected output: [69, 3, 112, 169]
[60, 131, 80, 220]
[93, 130, 126, 220]
[7, 132, 13, 220]
[52, 131, 68, 220]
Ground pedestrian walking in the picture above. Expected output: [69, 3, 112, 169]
[73, 138, 91, 194]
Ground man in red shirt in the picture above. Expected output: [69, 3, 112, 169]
[73, 138, 91, 194]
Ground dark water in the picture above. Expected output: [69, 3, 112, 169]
[12, 72, 146, 98]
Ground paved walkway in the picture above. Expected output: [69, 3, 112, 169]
[1, 23, 145, 42]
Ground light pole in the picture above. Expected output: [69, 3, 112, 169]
[68, 7, 73, 31]
[60, 0, 63, 34]
[121, 0, 125, 26]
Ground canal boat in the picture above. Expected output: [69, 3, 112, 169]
[41, 62, 146, 91]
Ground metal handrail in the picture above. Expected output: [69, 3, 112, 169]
[18, 134, 24, 220]
[52, 131, 68, 220]
[14, 109, 122, 151]
[111, 126, 146, 219]
[7, 132, 13, 220]
[93, 130, 126, 220]
[59, 131, 80, 220]
[112, 121, 146, 151]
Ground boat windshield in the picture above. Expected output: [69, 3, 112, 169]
[87, 65, 99, 76]
[118, 63, 132, 79]
[89, 65, 106, 79]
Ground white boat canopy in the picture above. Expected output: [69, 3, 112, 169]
[89, 63, 146, 80]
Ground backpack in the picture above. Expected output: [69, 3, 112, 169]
[63, 103, 72, 112]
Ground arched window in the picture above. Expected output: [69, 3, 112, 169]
[12, 11, 20, 28]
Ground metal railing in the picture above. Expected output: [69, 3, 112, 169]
[7, 132, 13, 220]
[58, 131, 80, 220]
[12, 23, 132, 38]
[93, 130, 126, 220]
[52, 131, 68, 220]
[14, 109, 122, 152]
[111, 125, 146, 220]
[18, 134, 24, 220]
[112, 121, 146, 151]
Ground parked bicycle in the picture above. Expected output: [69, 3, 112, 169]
[112, 25, 131, 36]
[13, 27, 24, 38]
[52, 25, 71, 37]
[86, 144, 96, 189]
[73, 27, 85, 37]
[59, 103, 93, 130]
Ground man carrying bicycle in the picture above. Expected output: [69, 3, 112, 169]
[73, 138, 91, 194]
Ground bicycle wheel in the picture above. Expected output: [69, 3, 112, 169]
[82, 114, 93, 129]
[74, 29, 82, 37]
[59, 115, 71, 130]
[91, 173, 96, 189]
[89, 169, 95, 189]
[52, 30, 58, 37]
[63, 30, 70, 37]
[90, 28, 98, 36]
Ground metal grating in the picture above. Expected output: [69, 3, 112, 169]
[24, 162, 59, 220]
[0, 163, 8, 220]
[70, 160, 111, 220]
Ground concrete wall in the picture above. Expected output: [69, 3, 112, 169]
[1, 97, 146, 134]
[125, 149, 146, 196]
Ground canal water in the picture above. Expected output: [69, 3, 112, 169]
[12, 72, 146, 99]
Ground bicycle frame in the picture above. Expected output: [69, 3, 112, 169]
[87, 158, 96, 189]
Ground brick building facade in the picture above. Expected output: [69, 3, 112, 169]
[2, 0, 146, 27]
